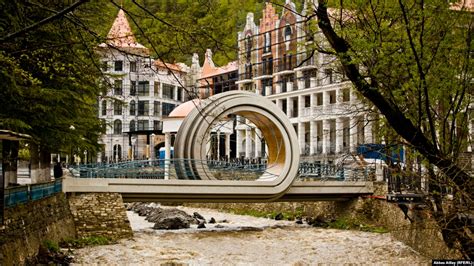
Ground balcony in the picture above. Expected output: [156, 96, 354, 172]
[237, 71, 253, 84]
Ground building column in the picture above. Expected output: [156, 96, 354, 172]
[298, 122, 305, 154]
[322, 120, 330, 154]
[245, 128, 252, 158]
[335, 118, 344, 154]
[310, 121, 316, 155]
[164, 132, 171, 180]
[150, 133, 155, 160]
[225, 133, 231, 161]
[364, 115, 373, 144]
[350, 117, 358, 153]
[216, 131, 220, 160]
[255, 128, 262, 158]
[236, 129, 242, 158]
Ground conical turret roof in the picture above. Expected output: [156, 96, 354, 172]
[99, 9, 149, 54]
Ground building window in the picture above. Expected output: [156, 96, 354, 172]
[130, 81, 136, 96]
[113, 144, 122, 160]
[162, 84, 175, 100]
[114, 101, 122, 115]
[101, 100, 107, 116]
[153, 120, 162, 130]
[129, 120, 136, 132]
[114, 80, 122, 95]
[325, 68, 334, 84]
[305, 95, 311, 108]
[138, 101, 149, 116]
[342, 88, 350, 102]
[284, 25, 292, 42]
[264, 32, 271, 53]
[138, 81, 149, 96]
[316, 93, 323, 106]
[130, 100, 136, 115]
[154, 82, 160, 97]
[329, 90, 336, 104]
[154, 101, 161, 116]
[114, 60, 123, 71]
[177, 88, 183, 102]
[162, 102, 176, 116]
[130, 61, 137, 72]
[113, 119, 122, 134]
[137, 120, 149, 131]
[246, 35, 252, 62]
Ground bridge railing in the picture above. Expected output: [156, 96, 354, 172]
[70, 159, 372, 181]
[4, 179, 62, 208]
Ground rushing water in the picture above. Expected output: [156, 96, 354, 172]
[72, 206, 429, 265]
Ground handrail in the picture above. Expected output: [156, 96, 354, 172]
[4, 179, 62, 208]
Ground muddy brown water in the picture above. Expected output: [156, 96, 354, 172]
[72, 206, 429, 265]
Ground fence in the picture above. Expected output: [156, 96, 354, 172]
[4, 179, 62, 208]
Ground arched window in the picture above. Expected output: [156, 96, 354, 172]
[101, 100, 107, 116]
[129, 100, 136, 116]
[129, 120, 135, 132]
[245, 35, 252, 61]
[284, 25, 292, 42]
[114, 101, 122, 115]
[264, 32, 271, 53]
[113, 144, 122, 161]
[114, 119, 122, 134]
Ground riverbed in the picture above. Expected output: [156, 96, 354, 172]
[72, 206, 429, 265]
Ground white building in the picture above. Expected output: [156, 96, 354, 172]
[235, 1, 375, 164]
[97, 9, 188, 162]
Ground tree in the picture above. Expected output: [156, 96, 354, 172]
[312, 0, 472, 258]
[0, 1, 107, 180]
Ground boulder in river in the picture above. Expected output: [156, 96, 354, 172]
[197, 221, 206, 229]
[150, 208, 196, 230]
[193, 212, 205, 220]
[208, 217, 216, 224]
[274, 213, 284, 220]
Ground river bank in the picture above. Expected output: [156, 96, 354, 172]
[72, 205, 429, 265]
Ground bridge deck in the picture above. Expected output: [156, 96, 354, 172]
[63, 178, 373, 202]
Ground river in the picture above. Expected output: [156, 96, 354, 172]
[72, 206, 429, 265]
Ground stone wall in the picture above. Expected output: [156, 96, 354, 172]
[187, 182, 461, 259]
[0, 193, 76, 265]
[68, 192, 133, 240]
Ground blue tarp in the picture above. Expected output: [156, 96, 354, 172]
[357, 144, 404, 163]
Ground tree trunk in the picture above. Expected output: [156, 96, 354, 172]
[316, 2, 472, 258]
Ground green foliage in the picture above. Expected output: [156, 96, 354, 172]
[0, 1, 107, 155]
[43, 240, 60, 253]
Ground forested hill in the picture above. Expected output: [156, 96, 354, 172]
[92, 0, 303, 66]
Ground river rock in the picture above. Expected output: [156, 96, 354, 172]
[209, 217, 216, 224]
[274, 213, 284, 220]
[193, 212, 205, 220]
[295, 217, 303, 224]
[197, 221, 206, 229]
[150, 208, 196, 230]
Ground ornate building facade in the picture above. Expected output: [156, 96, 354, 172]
[236, 1, 375, 163]
[97, 10, 188, 162]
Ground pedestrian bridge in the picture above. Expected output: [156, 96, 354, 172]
[63, 159, 374, 202]
[64, 91, 373, 202]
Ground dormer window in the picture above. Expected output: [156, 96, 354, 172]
[264, 32, 271, 53]
[245, 35, 252, 62]
[284, 25, 292, 42]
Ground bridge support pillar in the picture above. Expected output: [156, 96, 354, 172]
[68, 192, 132, 241]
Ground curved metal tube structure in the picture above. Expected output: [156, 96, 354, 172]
[172, 91, 300, 200]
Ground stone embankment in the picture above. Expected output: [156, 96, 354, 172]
[68, 192, 132, 240]
[0, 193, 76, 265]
